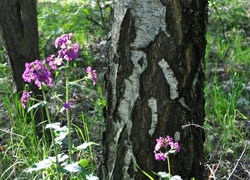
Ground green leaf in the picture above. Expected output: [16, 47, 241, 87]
[135, 163, 154, 180]
[74, 142, 98, 151]
[157, 172, 171, 179]
[166, 149, 177, 156]
[28, 101, 47, 112]
[25, 158, 53, 172]
[57, 154, 69, 162]
[70, 177, 81, 180]
[59, 162, 86, 173]
[46, 122, 61, 130]
[55, 70, 60, 77]
[86, 174, 99, 180]
[55, 131, 68, 145]
[170, 175, 182, 180]
[78, 158, 88, 168]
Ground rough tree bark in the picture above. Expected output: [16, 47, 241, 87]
[102, 0, 208, 179]
[0, 0, 40, 93]
[0, 0, 44, 136]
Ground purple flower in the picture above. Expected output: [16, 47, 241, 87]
[63, 102, 72, 110]
[170, 142, 181, 153]
[154, 151, 166, 161]
[55, 33, 79, 61]
[55, 33, 73, 49]
[155, 137, 164, 151]
[86, 66, 97, 85]
[34, 68, 53, 88]
[154, 135, 180, 161]
[22, 63, 35, 83]
[64, 43, 79, 60]
[57, 50, 65, 59]
[22, 60, 53, 88]
[46, 54, 63, 70]
[21, 91, 32, 109]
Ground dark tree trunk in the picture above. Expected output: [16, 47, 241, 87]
[0, 0, 39, 93]
[0, 0, 44, 136]
[102, 0, 208, 179]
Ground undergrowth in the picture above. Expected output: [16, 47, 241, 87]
[204, 0, 250, 179]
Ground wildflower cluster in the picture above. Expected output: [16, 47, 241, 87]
[154, 135, 180, 161]
[20, 33, 97, 109]
[22, 60, 53, 88]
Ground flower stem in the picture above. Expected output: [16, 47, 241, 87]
[65, 60, 72, 162]
[167, 156, 171, 176]
[42, 89, 59, 178]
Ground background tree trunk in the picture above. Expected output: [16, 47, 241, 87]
[0, 0, 44, 136]
[102, 0, 208, 179]
[0, 0, 40, 93]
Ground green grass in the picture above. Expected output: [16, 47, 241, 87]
[0, 1, 107, 179]
[37, 0, 110, 62]
[204, 0, 250, 178]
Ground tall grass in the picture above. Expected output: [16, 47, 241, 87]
[204, 0, 250, 178]
[0, 1, 107, 179]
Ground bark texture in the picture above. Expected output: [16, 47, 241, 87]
[103, 0, 208, 179]
[0, 0, 40, 93]
[0, 0, 44, 136]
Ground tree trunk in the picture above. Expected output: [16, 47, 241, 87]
[102, 0, 208, 179]
[0, 0, 44, 136]
[0, 0, 40, 93]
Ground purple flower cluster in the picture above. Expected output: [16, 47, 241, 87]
[21, 90, 32, 109]
[21, 33, 97, 109]
[154, 136, 180, 161]
[46, 33, 79, 70]
[86, 66, 97, 85]
[22, 60, 53, 88]
[54, 33, 79, 61]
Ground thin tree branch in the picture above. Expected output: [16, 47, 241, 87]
[95, 0, 107, 31]
[86, 17, 104, 29]
[211, 0, 227, 43]
[40, 34, 53, 52]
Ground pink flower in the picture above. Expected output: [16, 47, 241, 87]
[154, 151, 166, 161]
[154, 135, 180, 161]
[155, 137, 164, 151]
[86, 66, 97, 85]
[47, 54, 63, 70]
[55, 33, 72, 49]
[169, 142, 181, 152]
[22, 60, 53, 88]
[55, 33, 79, 61]
[21, 91, 32, 109]
[64, 43, 79, 60]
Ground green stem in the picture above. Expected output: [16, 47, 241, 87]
[65, 60, 72, 162]
[42, 90, 59, 178]
[167, 156, 171, 176]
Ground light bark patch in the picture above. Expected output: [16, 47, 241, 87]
[158, 59, 179, 99]
[148, 97, 158, 136]
[129, 0, 169, 48]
